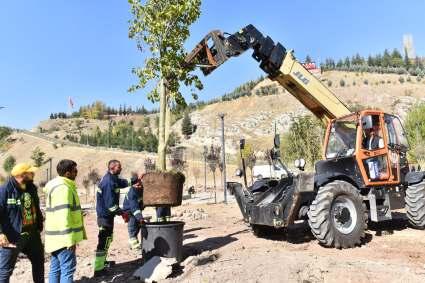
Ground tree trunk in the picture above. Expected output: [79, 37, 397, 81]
[220, 171, 223, 189]
[158, 78, 167, 171]
[165, 97, 171, 147]
[250, 168, 254, 185]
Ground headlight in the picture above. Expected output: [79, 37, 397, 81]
[274, 206, 280, 216]
[235, 169, 243, 177]
[294, 159, 300, 168]
[299, 158, 306, 168]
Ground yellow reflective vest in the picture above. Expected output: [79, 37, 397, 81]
[44, 176, 87, 253]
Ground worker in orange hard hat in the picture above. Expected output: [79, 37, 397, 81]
[0, 163, 44, 283]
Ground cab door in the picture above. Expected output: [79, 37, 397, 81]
[356, 112, 393, 186]
[384, 114, 409, 183]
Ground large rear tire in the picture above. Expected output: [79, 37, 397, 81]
[308, 180, 367, 248]
[405, 180, 425, 229]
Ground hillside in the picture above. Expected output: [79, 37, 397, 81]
[27, 70, 425, 162]
[0, 132, 237, 199]
[174, 71, 425, 154]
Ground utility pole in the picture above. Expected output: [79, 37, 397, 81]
[131, 127, 134, 151]
[108, 119, 112, 148]
[218, 113, 227, 204]
[43, 158, 53, 181]
[203, 145, 208, 192]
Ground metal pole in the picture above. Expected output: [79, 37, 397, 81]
[131, 127, 134, 151]
[108, 120, 112, 148]
[49, 158, 52, 180]
[218, 113, 227, 204]
[203, 146, 207, 192]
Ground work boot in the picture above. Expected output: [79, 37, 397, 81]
[104, 260, 116, 268]
[93, 269, 109, 278]
[129, 238, 141, 250]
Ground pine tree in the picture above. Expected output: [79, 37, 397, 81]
[382, 49, 391, 67]
[305, 55, 312, 63]
[404, 48, 411, 69]
[181, 112, 193, 139]
[367, 55, 374, 66]
[344, 57, 351, 68]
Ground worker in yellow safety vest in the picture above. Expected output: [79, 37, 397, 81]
[44, 159, 86, 283]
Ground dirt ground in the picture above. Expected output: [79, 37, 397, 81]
[9, 191, 425, 283]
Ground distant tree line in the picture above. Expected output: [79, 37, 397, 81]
[63, 120, 179, 153]
[321, 49, 425, 78]
[50, 101, 159, 120]
[49, 112, 68, 119]
[49, 75, 276, 124]
[175, 76, 278, 114]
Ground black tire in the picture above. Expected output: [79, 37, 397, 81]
[308, 180, 367, 248]
[405, 181, 425, 229]
[251, 224, 273, 238]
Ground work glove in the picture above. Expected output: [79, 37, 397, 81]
[0, 234, 15, 248]
[121, 212, 130, 223]
[0, 234, 9, 247]
[139, 218, 146, 225]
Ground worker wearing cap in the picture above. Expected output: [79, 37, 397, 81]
[0, 163, 44, 283]
[44, 159, 86, 283]
[93, 160, 129, 277]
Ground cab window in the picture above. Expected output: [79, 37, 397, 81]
[362, 115, 384, 150]
[326, 118, 357, 159]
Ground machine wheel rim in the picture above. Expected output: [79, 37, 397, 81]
[331, 196, 357, 234]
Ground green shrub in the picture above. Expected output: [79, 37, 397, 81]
[3, 156, 16, 173]
[363, 79, 369, 85]
[339, 79, 345, 87]
[281, 115, 323, 168]
[399, 76, 405, 83]
[327, 80, 332, 87]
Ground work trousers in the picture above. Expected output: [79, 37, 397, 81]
[49, 248, 76, 283]
[128, 215, 141, 239]
[128, 215, 142, 250]
[156, 206, 171, 222]
[0, 231, 44, 283]
[94, 217, 114, 272]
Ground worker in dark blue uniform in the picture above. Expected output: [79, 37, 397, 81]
[122, 176, 145, 250]
[93, 160, 129, 277]
[0, 163, 44, 283]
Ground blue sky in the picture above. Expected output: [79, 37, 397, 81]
[0, 0, 424, 129]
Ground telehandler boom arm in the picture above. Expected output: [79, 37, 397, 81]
[185, 24, 351, 122]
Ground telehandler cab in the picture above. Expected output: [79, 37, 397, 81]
[185, 24, 425, 248]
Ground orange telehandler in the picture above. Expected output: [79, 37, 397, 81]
[185, 24, 425, 248]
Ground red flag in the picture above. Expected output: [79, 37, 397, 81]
[68, 96, 74, 109]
